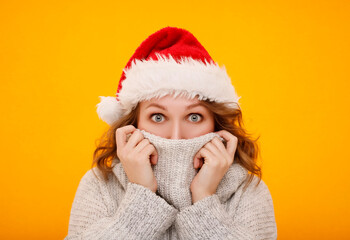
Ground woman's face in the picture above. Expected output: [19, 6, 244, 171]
[137, 94, 215, 139]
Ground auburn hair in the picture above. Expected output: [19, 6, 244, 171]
[92, 99, 262, 191]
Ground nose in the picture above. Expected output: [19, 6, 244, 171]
[169, 121, 183, 139]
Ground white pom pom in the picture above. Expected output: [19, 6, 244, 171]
[96, 96, 123, 125]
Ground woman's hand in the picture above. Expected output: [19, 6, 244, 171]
[190, 130, 238, 203]
[116, 125, 158, 193]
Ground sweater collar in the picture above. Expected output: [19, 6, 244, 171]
[112, 159, 248, 203]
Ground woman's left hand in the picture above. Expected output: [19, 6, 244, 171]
[190, 130, 238, 203]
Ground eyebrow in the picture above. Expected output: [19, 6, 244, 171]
[146, 102, 205, 111]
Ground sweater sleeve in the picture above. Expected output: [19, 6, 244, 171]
[174, 178, 277, 240]
[64, 170, 179, 240]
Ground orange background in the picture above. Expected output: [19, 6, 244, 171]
[1, 0, 349, 239]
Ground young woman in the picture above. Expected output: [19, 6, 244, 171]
[65, 26, 277, 239]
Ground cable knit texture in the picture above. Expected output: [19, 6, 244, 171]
[65, 130, 277, 239]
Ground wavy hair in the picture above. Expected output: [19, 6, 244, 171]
[92, 99, 262, 191]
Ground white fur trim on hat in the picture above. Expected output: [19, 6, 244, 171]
[96, 54, 241, 125]
[120, 54, 241, 113]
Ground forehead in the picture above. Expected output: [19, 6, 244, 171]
[140, 94, 201, 107]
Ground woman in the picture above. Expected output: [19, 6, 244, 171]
[65, 26, 277, 239]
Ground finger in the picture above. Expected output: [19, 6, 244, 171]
[198, 148, 215, 165]
[211, 137, 232, 164]
[215, 130, 238, 157]
[194, 157, 204, 169]
[125, 129, 144, 149]
[151, 147, 158, 165]
[116, 125, 136, 149]
[134, 138, 151, 153]
[194, 157, 199, 169]
[211, 137, 227, 155]
[147, 143, 158, 165]
[203, 141, 224, 159]
[193, 150, 205, 169]
[142, 144, 158, 165]
[194, 152, 204, 169]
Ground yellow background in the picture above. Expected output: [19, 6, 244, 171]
[1, 0, 349, 239]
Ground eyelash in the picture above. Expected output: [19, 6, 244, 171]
[150, 113, 203, 123]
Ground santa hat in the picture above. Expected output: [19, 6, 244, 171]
[96, 26, 241, 125]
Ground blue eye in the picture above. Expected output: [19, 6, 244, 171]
[188, 113, 202, 122]
[151, 113, 164, 123]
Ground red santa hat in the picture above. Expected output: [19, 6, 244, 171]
[96, 26, 241, 125]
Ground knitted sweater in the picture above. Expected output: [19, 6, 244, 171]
[65, 130, 277, 239]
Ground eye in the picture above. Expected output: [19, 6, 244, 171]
[188, 113, 202, 122]
[150, 113, 165, 123]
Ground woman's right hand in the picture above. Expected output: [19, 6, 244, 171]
[116, 125, 158, 193]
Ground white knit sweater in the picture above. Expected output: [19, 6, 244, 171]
[65, 130, 277, 239]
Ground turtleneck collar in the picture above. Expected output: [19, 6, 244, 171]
[112, 129, 248, 205]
